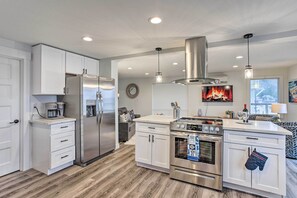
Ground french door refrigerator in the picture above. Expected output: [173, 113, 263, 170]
[63, 74, 115, 166]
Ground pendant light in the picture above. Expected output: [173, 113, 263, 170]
[155, 47, 163, 83]
[244, 33, 253, 79]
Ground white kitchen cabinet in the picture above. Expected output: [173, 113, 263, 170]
[66, 52, 84, 74]
[251, 146, 285, 195]
[223, 130, 286, 197]
[66, 52, 99, 75]
[135, 132, 152, 164]
[223, 143, 252, 188]
[32, 120, 76, 175]
[135, 122, 170, 172]
[85, 57, 99, 75]
[151, 134, 170, 169]
[32, 44, 66, 95]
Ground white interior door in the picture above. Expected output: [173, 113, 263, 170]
[0, 56, 20, 176]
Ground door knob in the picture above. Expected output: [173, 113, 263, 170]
[9, 119, 19, 124]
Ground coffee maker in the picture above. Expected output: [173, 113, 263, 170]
[45, 102, 64, 119]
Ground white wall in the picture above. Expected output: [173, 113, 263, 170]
[287, 65, 297, 121]
[118, 78, 153, 116]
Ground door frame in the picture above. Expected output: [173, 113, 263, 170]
[0, 45, 31, 171]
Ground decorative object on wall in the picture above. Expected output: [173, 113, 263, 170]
[126, 83, 139, 99]
[244, 33, 254, 79]
[289, 80, 297, 103]
[202, 85, 233, 102]
[155, 47, 163, 83]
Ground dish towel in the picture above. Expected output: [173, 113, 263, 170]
[245, 150, 268, 171]
[187, 134, 200, 161]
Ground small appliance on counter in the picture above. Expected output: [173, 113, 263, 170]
[45, 102, 64, 119]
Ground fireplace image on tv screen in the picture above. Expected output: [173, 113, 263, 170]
[202, 85, 233, 102]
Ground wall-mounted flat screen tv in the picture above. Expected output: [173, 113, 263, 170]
[289, 80, 297, 103]
[202, 85, 233, 102]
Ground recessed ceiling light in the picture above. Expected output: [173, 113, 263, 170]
[149, 17, 162, 24]
[236, 55, 243, 59]
[128, 67, 132, 70]
[82, 36, 93, 42]
[145, 73, 149, 75]
[173, 62, 178, 65]
[233, 65, 239, 68]
[182, 69, 185, 72]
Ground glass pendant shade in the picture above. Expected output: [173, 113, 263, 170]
[245, 65, 253, 79]
[155, 72, 162, 83]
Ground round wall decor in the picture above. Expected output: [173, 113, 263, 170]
[126, 83, 139, 99]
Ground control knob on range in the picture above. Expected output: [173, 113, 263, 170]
[209, 126, 214, 132]
[215, 127, 220, 132]
[180, 124, 185, 129]
[176, 124, 180, 128]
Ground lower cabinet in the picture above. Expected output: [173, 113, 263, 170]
[223, 130, 286, 196]
[32, 121, 76, 175]
[136, 131, 170, 171]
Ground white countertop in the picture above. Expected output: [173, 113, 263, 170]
[223, 119, 292, 136]
[30, 117, 76, 125]
[134, 115, 176, 125]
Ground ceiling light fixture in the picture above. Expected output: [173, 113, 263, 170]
[182, 69, 185, 72]
[149, 17, 162, 24]
[236, 55, 243, 59]
[128, 67, 132, 70]
[173, 62, 178, 65]
[155, 47, 162, 83]
[145, 73, 149, 75]
[233, 65, 238, 68]
[244, 33, 254, 79]
[82, 36, 93, 42]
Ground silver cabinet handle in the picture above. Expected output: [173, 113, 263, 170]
[9, 119, 19, 124]
[61, 155, 69, 159]
[248, 147, 251, 157]
[149, 135, 151, 142]
[60, 139, 68, 143]
[246, 137, 258, 140]
[60, 126, 68, 129]
[152, 135, 154, 143]
[148, 127, 155, 129]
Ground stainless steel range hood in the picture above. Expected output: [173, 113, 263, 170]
[173, 37, 219, 84]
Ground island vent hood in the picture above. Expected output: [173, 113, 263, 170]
[173, 37, 219, 85]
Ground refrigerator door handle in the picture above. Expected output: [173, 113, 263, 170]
[96, 92, 100, 124]
[99, 92, 103, 125]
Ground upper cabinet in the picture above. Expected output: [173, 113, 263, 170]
[32, 45, 66, 95]
[65, 52, 84, 75]
[66, 52, 99, 75]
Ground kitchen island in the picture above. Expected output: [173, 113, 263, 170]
[134, 115, 176, 173]
[223, 119, 291, 198]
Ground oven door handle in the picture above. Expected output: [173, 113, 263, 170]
[170, 132, 222, 142]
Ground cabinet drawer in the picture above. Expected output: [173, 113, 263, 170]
[50, 122, 75, 135]
[136, 123, 170, 135]
[224, 130, 285, 149]
[50, 146, 75, 169]
[51, 131, 75, 152]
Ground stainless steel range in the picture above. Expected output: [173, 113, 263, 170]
[170, 117, 223, 191]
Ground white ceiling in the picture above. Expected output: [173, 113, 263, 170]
[1, 0, 297, 76]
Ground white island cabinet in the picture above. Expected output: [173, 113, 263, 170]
[223, 119, 291, 198]
[31, 118, 76, 175]
[134, 115, 176, 173]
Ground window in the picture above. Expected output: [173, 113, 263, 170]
[250, 78, 279, 114]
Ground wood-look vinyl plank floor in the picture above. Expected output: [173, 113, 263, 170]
[0, 145, 296, 198]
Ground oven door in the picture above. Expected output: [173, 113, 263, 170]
[170, 131, 222, 175]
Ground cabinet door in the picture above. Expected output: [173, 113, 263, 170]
[251, 146, 286, 195]
[84, 57, 99, 75]
[65, 52, 84, 74]
[41, 45, 65, 95]
[151, 134, 170, 169]
[223, 143, 252, 187]
[135, 132, 151, 164]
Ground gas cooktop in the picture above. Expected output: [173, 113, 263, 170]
[170, 117, 223, 135]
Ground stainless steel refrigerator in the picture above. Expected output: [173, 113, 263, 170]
[63, 74, 115, 166]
